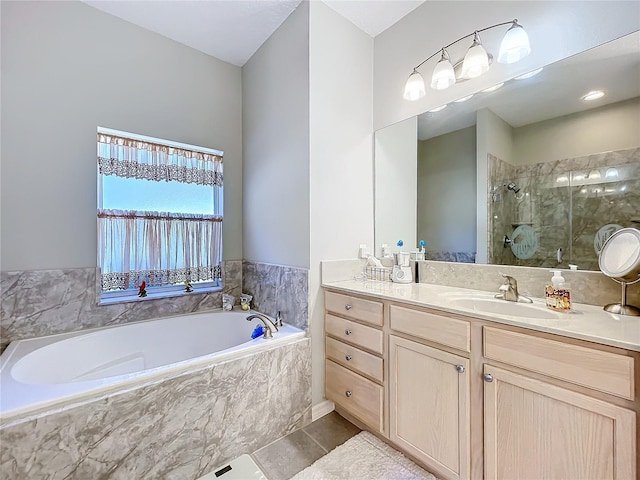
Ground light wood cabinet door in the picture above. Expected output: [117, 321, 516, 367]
[484, 365, 636, 480]
[389, 336, 470, 480]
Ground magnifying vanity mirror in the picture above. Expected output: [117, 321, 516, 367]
[599, 227, 640, 315]
[374, 31, 640, 272]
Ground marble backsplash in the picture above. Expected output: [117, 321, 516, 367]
[0, 260, 243, 352]
[242, 261, 309, 330]
[418, 260, 640, 307]
[1, 338, 312, 479]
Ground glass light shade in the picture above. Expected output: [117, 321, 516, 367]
[498, 22, 531, 64]
[403, 69, 426, 101]
[430, 51, 456, 90]
[461, 36, 489, 79]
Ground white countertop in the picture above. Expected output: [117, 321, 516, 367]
[322, 280, 640, 352]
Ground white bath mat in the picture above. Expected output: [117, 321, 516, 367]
[289, 431, 437, 480]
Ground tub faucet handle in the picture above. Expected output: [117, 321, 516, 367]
[274, 310, 283, 327]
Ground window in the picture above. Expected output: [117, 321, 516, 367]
[97, 127, 223, 303]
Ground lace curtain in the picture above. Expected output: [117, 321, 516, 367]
[97, 132, 223, 292]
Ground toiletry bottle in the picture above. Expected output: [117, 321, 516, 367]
[545, 270, 571, 312]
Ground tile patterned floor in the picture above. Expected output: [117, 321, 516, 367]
[251, 412, 361, 480]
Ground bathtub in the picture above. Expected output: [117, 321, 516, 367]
[0, 310, 304, 421]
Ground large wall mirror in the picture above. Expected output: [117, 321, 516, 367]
[375, 31, 640, 271]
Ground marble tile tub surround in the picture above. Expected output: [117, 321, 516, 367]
[418, 260, 640, 308]
[242, 261, 309, 329]
[0, 338, 312, 479]
[0, 260, 243, 352]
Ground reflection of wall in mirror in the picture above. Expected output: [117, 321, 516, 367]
[417, 97, 640, 268]
[417, 126, 476, 263]
[374, 117, 417, 256]
[486, 97, 640, 270]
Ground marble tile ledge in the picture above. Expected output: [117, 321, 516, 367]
[322, 279, 640, 352]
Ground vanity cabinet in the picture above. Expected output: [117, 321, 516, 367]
[483, 326, 637, 480]
[324, 291, 385, 433]
[323, 287, 638, 480]
[389, 335, 470, 480]
[483, 364, 636, 480]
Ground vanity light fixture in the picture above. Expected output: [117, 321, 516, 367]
[582, 90, 605, 101]
[588, 169, 602, 180]
[403, 19, 531, 101]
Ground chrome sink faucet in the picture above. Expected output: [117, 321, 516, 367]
[495, 274, 533, 303]
[246, 313, 279, 338]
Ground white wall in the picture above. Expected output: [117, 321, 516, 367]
[418, 126, 476, 254]
[374, 1, 640, 131]
[0, 1, 242, 271]
[242, 2, 310, 268]
[374, 117, 417, 254]
[513, 97, 640, 165]
[309, 1, 374, 406]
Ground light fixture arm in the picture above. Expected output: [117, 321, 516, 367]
[412, 19, 519, 71]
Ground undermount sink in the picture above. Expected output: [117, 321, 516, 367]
[449, 297, 560, 320]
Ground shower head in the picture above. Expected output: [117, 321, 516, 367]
[505, 182, 525, 200]
[506, 182, 520, 194]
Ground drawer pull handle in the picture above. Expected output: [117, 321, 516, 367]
[484, 373, 494, 383]
[345, 390, 352, 398]
[455, 364, 465, 374]
[345, 329, 352, 335]
[345, 355, 352, 361]
[345, 304, 352, 311]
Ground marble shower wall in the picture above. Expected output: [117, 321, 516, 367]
[0, 338, 312, 479]
[489, 148, 640, 270]
[242, 261, 309, 330]
[0, 260, 243, 352]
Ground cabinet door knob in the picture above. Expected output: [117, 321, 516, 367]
[345, 354, 352, 361]
[345, 304, 352, 311]
[455, 364, 465, 374]
[484, 373, 494, 383]
[345, 390, 352, 398]
[344, 329, 352, 335]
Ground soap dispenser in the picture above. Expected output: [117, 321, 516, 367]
[545, 270, 571, 311]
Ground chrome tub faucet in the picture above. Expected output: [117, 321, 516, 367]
[246, 313, 279, 338]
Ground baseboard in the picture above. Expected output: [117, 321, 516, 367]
[312, 399, 335, 421]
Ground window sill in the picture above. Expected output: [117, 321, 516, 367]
[99, 284, 222, 306]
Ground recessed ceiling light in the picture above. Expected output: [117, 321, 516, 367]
[428, 105, 448, 113]
[454, 94, 474, 103]
[482, 83, 504, 93]
[582, 90, 605, 101]
[514, 67, 543, 80]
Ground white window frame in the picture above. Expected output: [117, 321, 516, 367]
[97, 127, 224, 305]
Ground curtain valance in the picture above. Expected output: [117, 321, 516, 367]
[97, 133, 223, 186]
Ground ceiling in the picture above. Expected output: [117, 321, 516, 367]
[84, 0, 426, 67]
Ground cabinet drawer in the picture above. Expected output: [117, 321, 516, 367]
[325, 291, 383, 326]
[325, 314, 383, 354]
[390, 304, 470, 352]
[326, 336, 383, 382]
[484, 327, 635, 400]
[325, 359, 383, 432]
